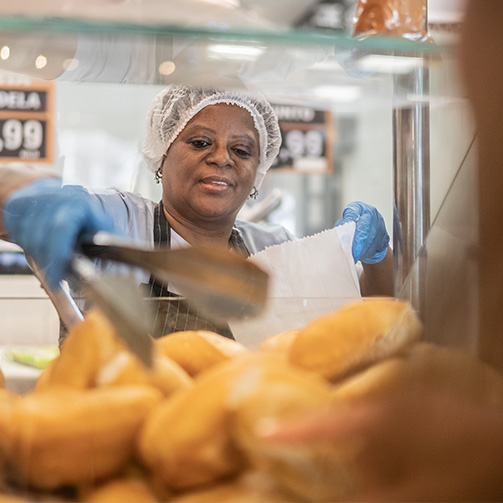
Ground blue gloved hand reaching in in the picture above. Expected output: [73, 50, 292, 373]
[335, 201, 390, 264]
[3, 178, 118, 289]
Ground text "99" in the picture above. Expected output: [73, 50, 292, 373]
[0, 119, 44, 152]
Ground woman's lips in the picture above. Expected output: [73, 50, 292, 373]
[199, 176, 233, 191]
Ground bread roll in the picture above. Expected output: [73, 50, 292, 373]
[4, 386, 162, 490]
[170, 471, 302, 503]
[40, 309, 192, 398]
[34, 358, 57, 392]
[331, 342, 503, 406]
[96, 349, 193, 397]
[230, 358, 358, 502]
[0, 492, 30, 502]
[138, 358, 250, 490]
[0, 388, 21, 473]
[259, 329, 301, 358]
[288, 298, 422, 382]
[42, 309, 126, 390]
[137, 354, 332, 492]
[155, 331, 249, 377]
[81, 475, 159, 503]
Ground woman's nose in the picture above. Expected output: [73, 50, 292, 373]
[206, 143, 233, 167]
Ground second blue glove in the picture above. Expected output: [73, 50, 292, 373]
[335, 201, 390, 264]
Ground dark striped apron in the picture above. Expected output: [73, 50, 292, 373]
[58, 201, 250, 345]
[142, 201, 250, 340]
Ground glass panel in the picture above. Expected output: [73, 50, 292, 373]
[398, 134, 478, 353]
[0, 13, 454, 108]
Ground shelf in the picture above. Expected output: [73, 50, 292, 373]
[0, 11, 463, 110]
[0, 14, 446, 53]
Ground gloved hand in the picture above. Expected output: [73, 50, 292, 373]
[335, 201, 390, 264]
[3, 178, 118, 289]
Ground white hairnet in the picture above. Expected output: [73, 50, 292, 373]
[143, 85, 281, 189]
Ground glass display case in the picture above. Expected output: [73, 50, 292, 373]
[0, 1, 475, 353]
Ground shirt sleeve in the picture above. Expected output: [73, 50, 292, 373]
[87, 187, 155, 245]
[83, 188, 156, 286]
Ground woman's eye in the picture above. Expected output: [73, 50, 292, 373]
[233, 147, 252, 158]
[190, 139, 210, 149]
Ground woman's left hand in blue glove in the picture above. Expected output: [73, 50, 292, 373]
[335, 201, 390, 264]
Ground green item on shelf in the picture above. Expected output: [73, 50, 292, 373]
[5, 346, 59, 369]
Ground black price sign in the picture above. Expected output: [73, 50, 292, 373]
[0, 88, 49, 113]
[0, 80, 53, 163]
[271, 104, 333, 174]
[0, 118, 47, 160]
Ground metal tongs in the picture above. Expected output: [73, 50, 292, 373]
[82, 232, 269, 320]
[28, 255, 156, 368]
[28, 232, 269, 367]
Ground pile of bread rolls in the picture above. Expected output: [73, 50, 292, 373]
[1, 297, 503, 502]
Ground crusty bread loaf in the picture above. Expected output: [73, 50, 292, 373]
[0, 388, 21, 474]
[38, 309, 192, 398]
[34, 358, 57, 392]
[287, 298, 422, 382]
[138, 361, 247, 490]
[40, 310, 128, 390]
[4, 385, 162, 490]
[96, 349, 193, 397]
[0, 492, 30, 502]
[331, 342, 503, 407]
[155, 330, 249, 377]
[259, 329, 301, 358]
[81, 474, 159, 503]
[137, 354, 333, 492]
[169, 471, 303, 503]
[230, 358, 359, 502]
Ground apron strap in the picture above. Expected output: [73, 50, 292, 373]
[145, 201, 173, 298]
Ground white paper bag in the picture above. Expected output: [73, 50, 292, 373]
[230, 223, 361, 348]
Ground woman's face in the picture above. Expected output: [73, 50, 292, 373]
[161, 103, 260, 228]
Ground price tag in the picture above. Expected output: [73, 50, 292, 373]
[271, 104, 334, 174]
[0, 79, 53, 163]
[0, 118, 47, 160]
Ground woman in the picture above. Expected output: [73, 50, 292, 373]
[0, 85, 392, 338]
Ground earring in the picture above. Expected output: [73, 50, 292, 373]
[249, 187, 258, 200]
[154, 167, 162, 184]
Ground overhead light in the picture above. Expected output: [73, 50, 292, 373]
[207, 43, 264, 60]
[62, 58, 80, 71]
[357, 55, 424, 74]
[198, 0, 240, 7]
[35, 55, 47, 70]
[158, 60, 176, 76]
[312, 85, 362, 103]
[0, 46, 10, 60]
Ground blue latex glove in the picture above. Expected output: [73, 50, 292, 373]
[335, 201, 390, 264]
[4, 178, 118, 289]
